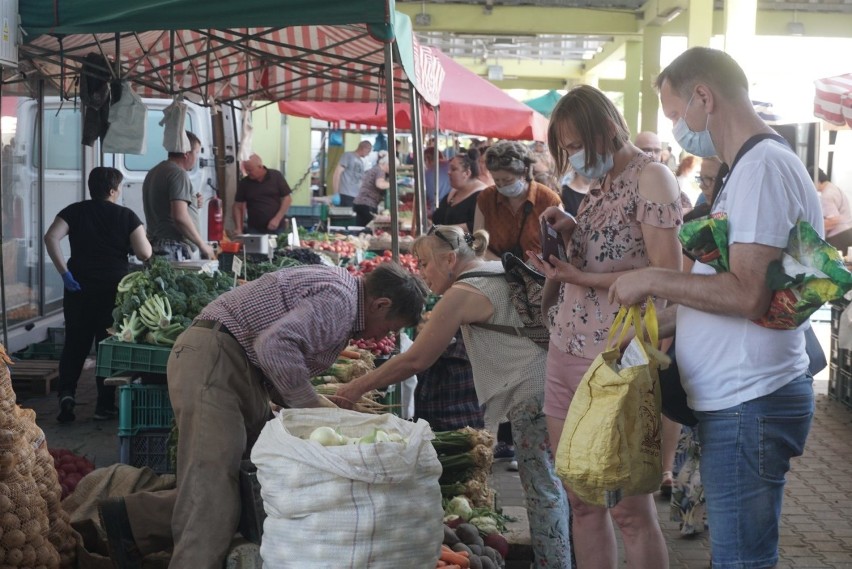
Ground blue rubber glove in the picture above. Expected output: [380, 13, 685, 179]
[61, 271, 82, 292]
[331, 193, 341, 206]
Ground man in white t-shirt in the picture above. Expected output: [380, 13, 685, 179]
[609, 47, 821, 569]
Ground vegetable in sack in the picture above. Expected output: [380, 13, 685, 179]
[305, 426, 405, 447]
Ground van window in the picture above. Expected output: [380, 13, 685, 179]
[33, 108, 82, 170]
[124, 110, 194, 171]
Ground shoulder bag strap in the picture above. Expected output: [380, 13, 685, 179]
[712, 132, 789, 205]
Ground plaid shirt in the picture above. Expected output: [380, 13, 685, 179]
[414, 332, 484, 430]
[199, 266, 364, 406]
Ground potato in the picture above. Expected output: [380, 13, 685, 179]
[6, 547, 23, 565]
[1, 511, 20, 529]
[480, 556, 496, 569]
[468, 554, 483, 569]
[443, 524, 460, 546]
[21, 544, 36, 566]
[451, 542, 473, 556]
[469, 543, 483, 556]
[0, 494, 12, 512]
[2, 528, 26, 548]
[455, 523, 483, 546]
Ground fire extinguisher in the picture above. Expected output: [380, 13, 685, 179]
[206, 179, 224, 242]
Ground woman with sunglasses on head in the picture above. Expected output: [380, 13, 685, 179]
[473, 141, 563, 262]
[432, 148, 487, 232]
[526, 84, 683, 569]
[334, 225, 572, 568]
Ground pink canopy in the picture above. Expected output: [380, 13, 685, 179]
[278, 48, 550, 141]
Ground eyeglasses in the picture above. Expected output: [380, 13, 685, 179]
[428, 226, 458, 250]
[695, 175, 717, 186]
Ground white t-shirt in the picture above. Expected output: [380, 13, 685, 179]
[676, 139, 824, 411]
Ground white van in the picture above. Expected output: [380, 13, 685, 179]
[5, 96, 238, 350]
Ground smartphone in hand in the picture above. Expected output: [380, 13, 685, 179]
[540, 217, 565, 265]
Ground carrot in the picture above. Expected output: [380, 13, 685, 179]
[339, 349, 362, 360]
[439, 547, 470, 569]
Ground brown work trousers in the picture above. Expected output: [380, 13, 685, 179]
[124, 325, 270, 568]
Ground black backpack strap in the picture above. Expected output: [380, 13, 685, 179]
[714, 132, 789, 205]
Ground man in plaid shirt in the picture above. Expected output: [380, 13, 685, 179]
[100, 263, 428, 568]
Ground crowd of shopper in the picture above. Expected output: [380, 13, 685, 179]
[43, 46, 831, 569]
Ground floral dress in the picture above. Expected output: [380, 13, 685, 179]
[549, 152, 682, 359]
[671, 426, 706, 536]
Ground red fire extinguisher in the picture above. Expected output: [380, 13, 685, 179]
[208, 193, 224, 242]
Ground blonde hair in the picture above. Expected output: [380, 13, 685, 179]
[412, 226, 489, 263]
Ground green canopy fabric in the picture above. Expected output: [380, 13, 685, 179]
[14, 0, 443, 106]
[21, 0, 396, 36]
[523, 90, 563, 118]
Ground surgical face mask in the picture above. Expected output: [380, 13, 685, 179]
[672, 93, 717, 158]
[569, 149, 613, 179]
[496, 179, 526, 198]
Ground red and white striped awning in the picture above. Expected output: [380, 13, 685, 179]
[10, 24, 442, 106]
[814, 74, 852, 128]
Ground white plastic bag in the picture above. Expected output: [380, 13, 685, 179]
[250, 409, 443, 568]
[103, 82, 147, 154]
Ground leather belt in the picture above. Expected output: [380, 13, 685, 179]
[191, 319, 235, 339]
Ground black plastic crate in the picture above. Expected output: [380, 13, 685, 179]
[238, 460, 265, 544]
[118, 429, 173, 474]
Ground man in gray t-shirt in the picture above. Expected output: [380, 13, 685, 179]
[332, 140, 372, 206]
[142, 131, 214, 260]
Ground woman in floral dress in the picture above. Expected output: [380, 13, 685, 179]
[528, 84, 683, 569]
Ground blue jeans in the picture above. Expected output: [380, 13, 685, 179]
[696, 374, 814, 569]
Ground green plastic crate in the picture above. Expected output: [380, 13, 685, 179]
[14, 340, 63, 360]
[96, 338, 172, 377]
[118, 384, 174, 436]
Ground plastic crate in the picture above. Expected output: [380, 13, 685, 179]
[119, 429, 173, 474]
[96, 337, 172, 377]
[48, 327, 66, 346]
[14, 340, 63, 360]
[118, 384, 174, 436]
[238, 460, 265, 544]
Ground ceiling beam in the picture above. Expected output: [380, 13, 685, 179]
[582, 37, 632, 75]
[490, 77, 566, 90]
[658, 9, 852, 38]
[397, 4, 640, 36]
[451, 57, 584, 81]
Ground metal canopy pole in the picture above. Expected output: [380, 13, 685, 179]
[434, 106, 441, 209]
[383, 43, 399, 262]
[408, 87, 425, 236]
[0, 79, 7, 348]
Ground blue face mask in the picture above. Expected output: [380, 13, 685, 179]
[496, 179, 526, 198]
[673, 93, 717, 158]
[569, 149, 613, 180]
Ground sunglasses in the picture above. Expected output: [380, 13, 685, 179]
[428, 226, 458, 249]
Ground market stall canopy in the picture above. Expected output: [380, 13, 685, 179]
[11, 0, 443, 106]
[278, 48, 550, 141]
[814, 74, 852, 128]
[523, 90, 563, 118]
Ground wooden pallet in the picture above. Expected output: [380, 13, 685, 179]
[9, 361, 60, 396]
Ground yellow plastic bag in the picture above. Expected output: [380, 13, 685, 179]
[555, 302, 664, 508]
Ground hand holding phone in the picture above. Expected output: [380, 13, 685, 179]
[540, 218, 564, 265]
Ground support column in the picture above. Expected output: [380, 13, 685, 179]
[687, 0, 714, 47]
[640, 25, 662, 133]
[723, 0, 757, 61]
[623, 40, 642, 136]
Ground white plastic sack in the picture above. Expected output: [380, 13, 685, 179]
[399, 331, 417, 419]
[160, 99, 190, 153]
[251, 409, 443, 568]
[103, 82, 147, 154]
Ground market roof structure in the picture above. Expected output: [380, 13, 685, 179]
[278, 48, 549, 141]
[11, 0, 444, 106]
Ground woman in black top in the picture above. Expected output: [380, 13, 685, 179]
[432, 149, 486, 232]
[44, 167, 152, 423]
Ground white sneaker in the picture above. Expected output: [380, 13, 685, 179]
[507, 460, 519, 472]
